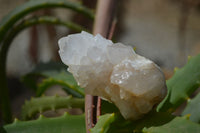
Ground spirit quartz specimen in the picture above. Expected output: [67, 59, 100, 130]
[58, 31, 167, 120]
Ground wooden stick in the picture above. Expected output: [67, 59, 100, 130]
[85, 0, 117, 132]
[93, 0, 116, 37]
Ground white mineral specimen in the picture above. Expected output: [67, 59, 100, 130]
[58, 31, 167, 120]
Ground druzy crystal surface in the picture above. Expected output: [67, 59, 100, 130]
[58, 31, 167, 120]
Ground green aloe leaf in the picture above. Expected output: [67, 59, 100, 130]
[182, 92, 200, 123]
[22, 61, 67, 90]
[142, 115, 200, 133]
[21, 95, 84, 120]
[3, 113, 86, 133]
[92, 111, 200, 133]
[157, 54, 200, 112]
[0, 0, 93, 123]
[62, 87, 84, 98]
[91, 113, 135, 133]
[90, 113, 116, 133]
[22, 61, 84, 97]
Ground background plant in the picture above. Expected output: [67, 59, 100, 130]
[0, 0, 200, 133]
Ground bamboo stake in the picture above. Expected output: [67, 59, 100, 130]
[85, 0, 117, 132]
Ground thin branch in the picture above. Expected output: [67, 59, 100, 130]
[29, 25, 38, 63]
[108, 18, 117, 40]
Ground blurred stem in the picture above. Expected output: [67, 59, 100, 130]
[0, 49, 12, 124]
[29, 10, 59, 63]
[0, 16, 86, 123]
[93, 0, 117, 37]
[178, 0, 191, 65]
[85, 0, 117, 132]
[178, 0, 200, 65]
[29, 25, 38, 63]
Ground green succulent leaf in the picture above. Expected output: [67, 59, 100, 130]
[0, 0, 92, 122]
[142, 115, 200, 133]
[182, 92, 200, 123]
[3, 113, 86, 133]
[90, 113, 116, 133]
[157, 54, 200, 112]
[92, 111, 200, 133]
[90, 112, 143, 133]
[92, 113, 135, 133]
[21, 95, 84, 120]
[22, 61, 84, 97]
[62, 87, 84, 98]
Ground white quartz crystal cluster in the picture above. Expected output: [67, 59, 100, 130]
[58, 31, 167, 120]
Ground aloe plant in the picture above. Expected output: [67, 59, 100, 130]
[157, 54, 200, 112]
[1, 0, 200, 132]
[2, 54, 200, 133]
[3, 113, 86, 133]
[21, 95, 84, 120]
[21, 61, 85, 97]
[0, 0, 93, 123]
[182, 92, 200, 123]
